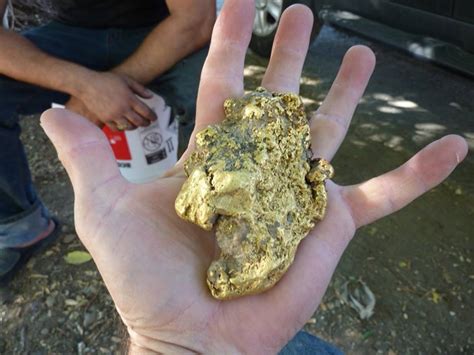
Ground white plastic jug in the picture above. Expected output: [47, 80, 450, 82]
[54, 92, 178, 184]
[102, 93, 178, 184]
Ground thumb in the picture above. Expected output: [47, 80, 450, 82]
[40, 108, 124, 193]
[126, 77, 153, 98]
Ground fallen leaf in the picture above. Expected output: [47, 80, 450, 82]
[64, 251, 92, 265]
[29, 274, 48, 279]
[368, 227, 377, 236]
[428, 289, 442, 304]
[362, 330, 374, 340]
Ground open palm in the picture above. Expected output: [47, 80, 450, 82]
[41, 0, 467, 353]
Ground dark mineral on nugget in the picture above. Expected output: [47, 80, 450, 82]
[175, 87, 334, 300]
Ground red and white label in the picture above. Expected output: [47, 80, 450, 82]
[102, 127, 132, 161]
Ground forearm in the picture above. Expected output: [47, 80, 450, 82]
[0, 28, 95, 96]
[114, 9, 215, 84]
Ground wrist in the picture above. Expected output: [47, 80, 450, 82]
[69, 68, 100, 100]
[128, 342, 159, 355]
[111, 65, 145, 84]
[126, 329, 241, 355]
[127, 330, 198, 354]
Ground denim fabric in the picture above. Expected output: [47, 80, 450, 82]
[281, 331, 344, 355]
[0, 21, 207, 247]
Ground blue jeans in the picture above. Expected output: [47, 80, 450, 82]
[0, 21, 207, 248]
[281, 331, 343, 355]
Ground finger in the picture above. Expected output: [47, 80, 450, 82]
[106, 121, 120, 132]
[181, 0, 254, 163]
[40, 108, 124, 193]
[127, 79, 153, 99]
[125, 111, 146, 128]
[310, 45, 376, 160]
[89, 114, 104, 128]
[261, 5, 313, 93]
[132, 98, 157, 122]
[343, 135, 468, 228]
[114, 118, 134, 131]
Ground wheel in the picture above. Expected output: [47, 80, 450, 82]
[250, 0, 323, 58]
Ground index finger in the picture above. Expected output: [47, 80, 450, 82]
[182, 0, 254, 159]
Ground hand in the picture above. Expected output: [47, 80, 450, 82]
[65, 96, 101, 127]
[76, 71, 157, 131]
[40, 1, 468, 353]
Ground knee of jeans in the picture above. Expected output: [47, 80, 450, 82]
[0, 111, 20, 130]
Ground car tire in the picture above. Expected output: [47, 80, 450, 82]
[250, 0, 323, 58]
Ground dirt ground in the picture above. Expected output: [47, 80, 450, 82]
[1, 25, 473, 354]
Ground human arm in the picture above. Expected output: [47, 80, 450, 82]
[68, 0, 215, 128]
[0, 0, 155, 130]
[113, 0, 215, 84]
[0, 6, 94, 99]
[0, 26, 155, 129]
[40, 1, 468, 353]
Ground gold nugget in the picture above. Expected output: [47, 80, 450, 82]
[175, 87, 334, 300]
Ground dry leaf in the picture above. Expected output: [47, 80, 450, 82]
[428, 289, 442, 304]
[64, 251, 92, 265]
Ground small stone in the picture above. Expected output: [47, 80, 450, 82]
[40, 328, 49, 336]
[69, 311, 80, 321]
[83, 311, 97, 328]
[0, 289, 13, 305]
[111, 336, 122, 344]
[63, 234, 76, 244]
[26, 258, 36, 270]
[82, 285, 98, 297]
[45, 295, 55, 308]
[77, 341, 86, 355]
